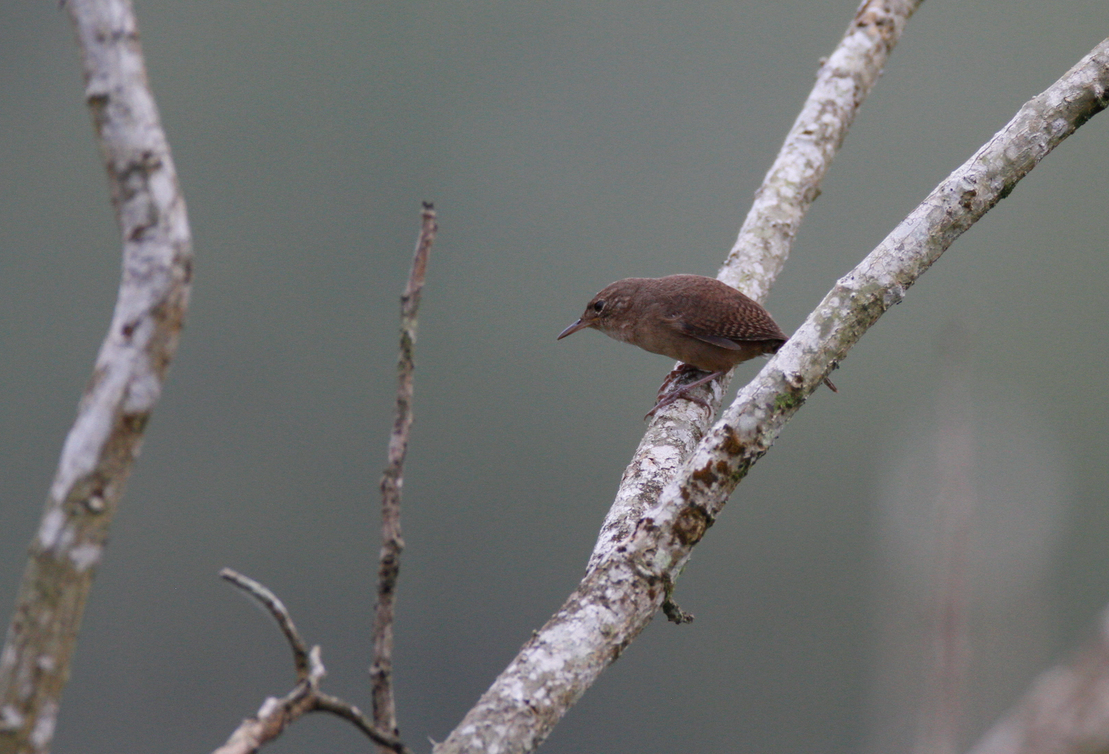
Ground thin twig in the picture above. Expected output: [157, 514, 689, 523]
[0, 1, 193, 749]
[315, 693, 408, 752]
[220, 569, 311, 679]
[213, 207, 436, 754]
[372, 202, 438, 744]
[214, 573, 410, 754]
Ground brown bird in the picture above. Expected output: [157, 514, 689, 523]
[558, 274, 835, 417]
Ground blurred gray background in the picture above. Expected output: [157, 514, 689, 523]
[2, 2, 1108, 752]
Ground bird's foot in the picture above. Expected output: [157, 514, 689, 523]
[654, 363, 701, 397]
[645, 388, 711, 419]
[645, 367, 723, 420]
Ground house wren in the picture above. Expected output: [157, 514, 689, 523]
[558, 274, 836, 416]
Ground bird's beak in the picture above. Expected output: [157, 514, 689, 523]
[557, 319, 589, 340]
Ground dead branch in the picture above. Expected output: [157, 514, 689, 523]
[587, 0, 924, 572]
[435, 0, 924, 749]
[212, 204, 438, 753]
[0, 1, 193, 750]
[432, 33, 1109, 754]
[213, 569, 410, 754]
[372, 202, 438, 745]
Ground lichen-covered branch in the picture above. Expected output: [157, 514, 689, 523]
[587, 0, 922, 572]
[372, 203, 438, 745]
[0, 2, 193, 751]
[645, 38, 1109, 552]
[433, 2, 923, 752]
[536, 44, 1109, 754]
[720, 0, 921, 300]
[434, 35, 1109, 754]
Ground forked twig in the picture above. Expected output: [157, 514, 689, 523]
[212, 205, 437, 754]
[214, 569, 410, 754]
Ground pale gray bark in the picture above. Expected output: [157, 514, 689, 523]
[0, 2, 193, 752]
[434, 2, 925, 752]
[720, 0, 921, 300]
[434, 29, 1109, 754]
[587, 0, 923, 572]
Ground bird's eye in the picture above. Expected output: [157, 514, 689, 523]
[592, 300, 605, 313]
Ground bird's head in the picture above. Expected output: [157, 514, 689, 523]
[557, 279, 643, 341]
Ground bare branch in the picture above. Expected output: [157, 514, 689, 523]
[315, 694, 407, 752]
[654, 38, 1109, 537]
[213, 206, 437, 754]
[372, 202, 438, 744]
[587, 0, 923, 572]
[436, 2, 922, 750]
[211, 207, 441, 754]
[212, 649, 324, 754]
[0, 1, 193, 750]
[721, 0, 921, 298]
[432, 33, 1109, 754]
[219, 569, 311, 680]
[964, 607, 1109, 754]
[214, 575, 410, 754]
